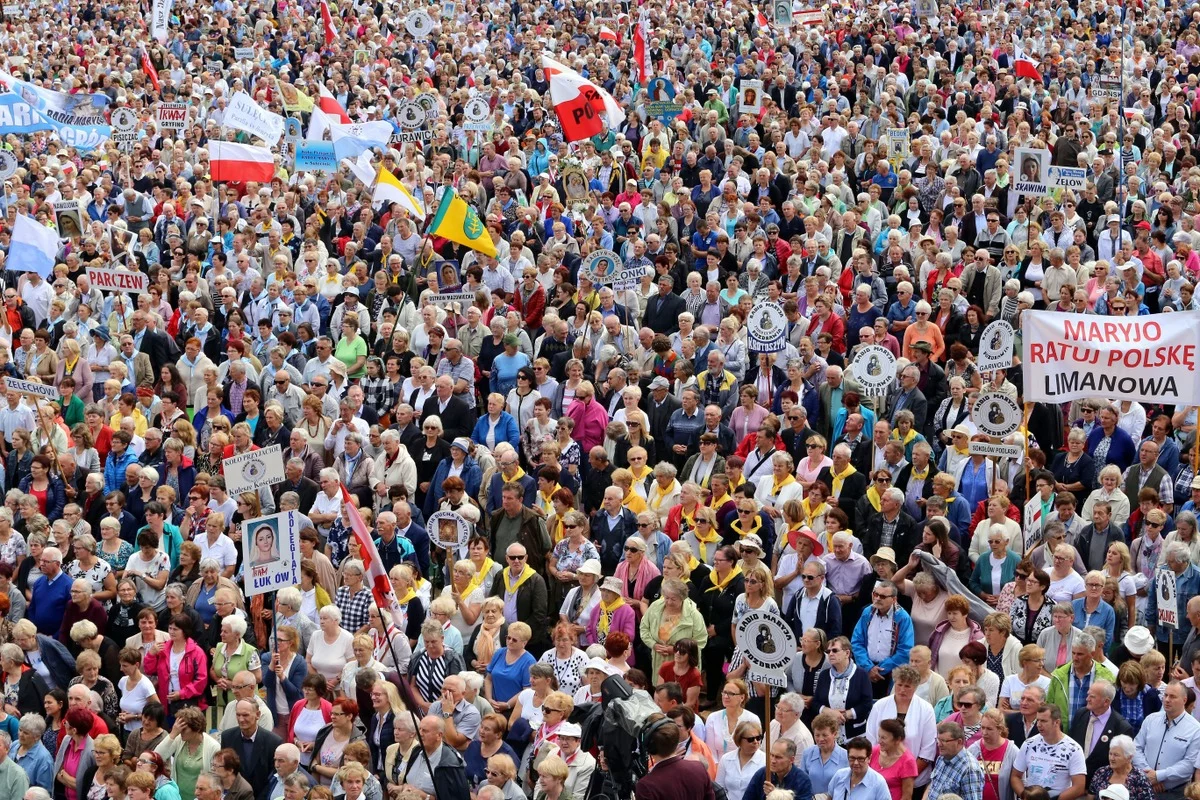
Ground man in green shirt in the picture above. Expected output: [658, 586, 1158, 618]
[0, 732, 29, 800]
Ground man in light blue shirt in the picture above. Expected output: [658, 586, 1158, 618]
[826, 737, 890, 800]
[1132, 682, 1200, 800]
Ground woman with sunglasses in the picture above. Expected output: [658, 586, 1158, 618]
[811, 635, 872, 742]
[715, 720, 766, 800]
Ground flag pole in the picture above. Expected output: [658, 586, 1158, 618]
[340, 482, 437, 786]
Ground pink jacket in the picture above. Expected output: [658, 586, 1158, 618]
[566, 397, 609, 453]
[287, 698, 333, 743]
[585, 602, 636, 646]
[144, 639, 208, 709]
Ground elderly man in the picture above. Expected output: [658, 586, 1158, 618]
[27, 547, 71, 637]
[218, 671, 274, 732]
[817, 443, 868, 508]
[265, 369, 307, 426]
[399, 715, 470, 800]
[823, 533, 873, 632]
[744, 738, 812, 800]
[1006, 685, 1047, 747]
[265, 743, 313, 800]
[323, 398, 370, 459]
[1147, 542, 1200, 657]
[824, 736, 889, 800]
[426, 673, 481, 751]
[421, 376, 472, 441]
[1066, 679, 1131, 775]
[217, 700, 283, 796]
[1011, 704, 1086, 800]
[928, 722, 984, 800]
[0, 731, 29, 799]
[488, 544, 548, 652]
[1045, 630, 1116, 722]
[850, 579, 914, 698]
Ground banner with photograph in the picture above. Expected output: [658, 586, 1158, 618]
[242, 510, 301, 597]
[739, 80, 763, 114]
[1023, 310, 1200, 405]
[1013, 147, 1049, 196]
[0, 73, 111, 151]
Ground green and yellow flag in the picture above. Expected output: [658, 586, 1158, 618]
[427, 189, 498, 257]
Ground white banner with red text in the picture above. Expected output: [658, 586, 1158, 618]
[1022, 310, 1200, 405]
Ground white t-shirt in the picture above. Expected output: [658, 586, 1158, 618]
[1013, 734, 1086, 794]
[197, 533, 239, 572]
[118, 674, 157, 731]
[1048, 571, 1085, 603]
[125, 550, 172, 610]
[998, 674, 1052, 704]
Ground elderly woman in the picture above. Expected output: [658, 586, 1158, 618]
[642, 570, 708, 677]
[335, 432, 376, 508]
[151, 705, 218, 798]
[772, 692, 815, 757]
[586, 576, 636, 647]
[1037, 603, 1085, 673]
[1046, 544, 1086, 602]
[464, 713, 520, 790]
[69, 641, 120, 718]
[484, 621, 536, 713]
[67, 533, 117, 605]
[647, 462, 682, 525]
[309, 696, 364, 785]
[970, 525, 1021, 606]
[998, 644, 1049, 711]
[183, 558, 238, 628]
[547, 510, 601, 604]
[1, 641, 49, 717]
[306, 605, 355, 694]
[210, 613, 260, 719]
[1089, 733, 1155, 800]
[1082, 464, 1132, 528]
[405, 620, 467, 713]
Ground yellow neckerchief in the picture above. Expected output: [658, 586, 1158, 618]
[679, 503, 698, 532]
[866, 485, 883, 511]
[413, 577, 428, 598]
[463, 557, 495, 598]
[538, 485, 561, 513]
[771, 473, 797, 496]
[692, 522, 721, 562]
[504, 466, 527, 483]
[710, 492, 732, 510]
[64, 356, 79, 375]
[550, 517, 565, 544]
[731, 515, 763, 539]
[396, 585, 418, 605]
[831, 463, 857, 495]
[707, 563, 743, 592]
[630, 463, 653, 483]
[650, 480, 679, 510]
[502, 564, 536, 594]
[687, 555, 701, 573]
[801, 497, 828, 528]
[954, 444, 970, 456]
[910, 463, 930, 481]
[597, 596, 626, 638]
[623, 490, 647, 515]
[891, 428, 918, 446]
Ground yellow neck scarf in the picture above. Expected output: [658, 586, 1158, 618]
[679, 503, 698, 532]
[597, 596, 625, 638]
[396, 586, 418, 606]
[731, 516, 763, 539]
[831, 463, 857, 495]
[707, 564, 743, 592]
[505, 466, 527, 483]
[710, 492, 732, 510]
[687, 555, 701, 573]
[692, 522, 721, 562]
[891, 428, 917, 446]
[650, 480, 679, 510]
[771, 473, 797, 495]
[911, 464, 930, 481]
[801, 497, 828, 527]
[550, 517, 565, 544]
[538, 486, 560, 512]
[630, 464, 653, 483]
[866, 485, 882, 511]
[463, 557, 495, 598]
[64, 357, 78, 375]
[502, 564, 536, 595]
[954, 445, 970, 456]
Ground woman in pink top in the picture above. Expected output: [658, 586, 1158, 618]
[564, 382, 609, 453]
[871, 718, 919, 800]
[54, 707, 97, 800]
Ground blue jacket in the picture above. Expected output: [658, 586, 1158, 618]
[471, 412, 520, 452]
[18, 474, 65, 521]
[1146, 563, 1200, 643]
[15, 739, 53, 790]
[850, 604, 914, 674]
[400, 522, 431, 577]
[104, 449, 139, 494]
[744, 765, 814, 800]
[157, 457, 196, 507]
[423, 457, 484, 519]
[262, 648, 308, 714]
[1072, 597, 1117, 648]
[1086, 425, 1137, 472]
[32, 631, 76, 689]
[785, 585, 842, 640]
[29, 573, 73, 637]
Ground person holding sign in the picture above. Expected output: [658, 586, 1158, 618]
[1146, 542, 1200, 658]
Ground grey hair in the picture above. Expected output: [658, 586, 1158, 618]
[18, 712, 46, 737]
[777, 692, 805, 716]
[1108, 734, 1135, 757]
[0, 642, 23, 666]
[1177, 511, 1197, 533]
[276, 587, 302, 609]
[342, 559, 364, 577]
[223, 614, 248, 638]
[1091, 679, 1117, 703]
[883, 487, 904, 504]
[1165, 541, 1191, 565]
[1083, 625, 1107, 650]
[165, 583, 186, 599]
[1074, 632, 1096, 652]
[319, 467, 340, 483]
[198, 557, 221, 572]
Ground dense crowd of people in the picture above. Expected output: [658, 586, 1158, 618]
[3, 1, 1200, 800]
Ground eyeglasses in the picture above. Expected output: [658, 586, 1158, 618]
[507, 554, 527, 561]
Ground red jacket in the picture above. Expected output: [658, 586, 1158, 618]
[287, 697, 332, 743]
[806, 312, 846, 354]
[514, 283, 546, 331]
[144, 638, 208, 709]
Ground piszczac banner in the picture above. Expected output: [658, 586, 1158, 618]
[1022, 309, 1200, 405]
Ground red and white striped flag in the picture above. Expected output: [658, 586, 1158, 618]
[541, 55, 625, 143]
[317, 84, 351, 123]
[209, 141, 275, 183]
[140, 47, 160, 92]
[793, 9, 824, 25]
[599, 25, 617, 43]
[341, 485, 408, 624]
[756, 10, 770, 29]
[320, 0, 337, 46]
[632, 15, 651, 85]
[1013, 39, 1042, 82]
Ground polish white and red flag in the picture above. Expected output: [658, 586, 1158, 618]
[541, 55, 625, 143]
[208, 141, 275, 183]
[341, 485, 408, 623]
[632, 15, 651, 84]
[320, 0, 337, 45]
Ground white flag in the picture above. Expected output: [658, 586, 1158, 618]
[224, 92, 285, 146]
[150, 0, 173, 44]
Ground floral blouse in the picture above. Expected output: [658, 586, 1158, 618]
[551, 538, 600, 575]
